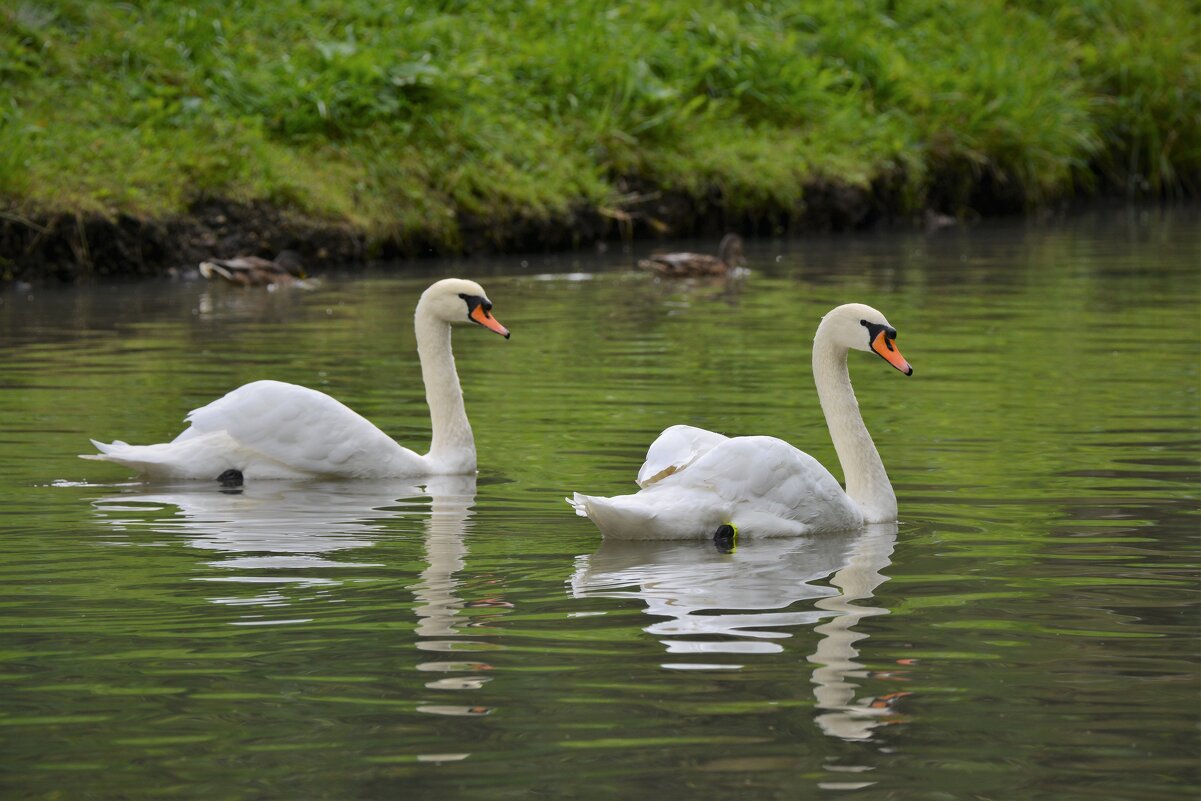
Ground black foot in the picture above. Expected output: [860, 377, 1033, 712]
[217, 469, 244, 488]
[713, 523, 738, 553]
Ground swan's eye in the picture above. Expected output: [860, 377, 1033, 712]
[459, 293, 491, 316]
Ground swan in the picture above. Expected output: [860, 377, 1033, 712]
[81, 278, 510, 481]
[568, 303, 912, 540]
[637, 233, 745, 278]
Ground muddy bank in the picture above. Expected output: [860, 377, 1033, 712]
[0, 201, 366, 283]
[0, 170, 1018, 282]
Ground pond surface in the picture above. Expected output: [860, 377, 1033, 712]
[1, 208, 1198, 800]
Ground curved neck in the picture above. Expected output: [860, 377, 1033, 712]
[414, 306, 475, 471]
[812, 332, 896, 522]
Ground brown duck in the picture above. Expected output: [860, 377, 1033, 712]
[638, 233, 745, 278]
[199, 251, 307, 287]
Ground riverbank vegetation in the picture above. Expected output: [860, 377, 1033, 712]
[1, 0, 1198, 266]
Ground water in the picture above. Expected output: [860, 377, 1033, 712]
[1, 208, 1198, 800]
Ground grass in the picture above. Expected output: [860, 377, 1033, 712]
[0, 0, 1197, 251]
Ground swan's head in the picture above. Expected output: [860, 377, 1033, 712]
[418, 278, 510, 338]
[820, 303, 912, 375]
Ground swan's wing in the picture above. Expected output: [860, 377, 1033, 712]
[178, 380, 416, 476]
[636, 424, 730, 488]
[577, 436, 860, 538]
[689, 436, 861, 531]
[571, 433, 865, 539]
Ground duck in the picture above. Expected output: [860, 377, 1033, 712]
[81, 278, 510, 481]
[568, 302, 913, 540]
[637, 233, 745, 277]
[198, 250, 308, 287]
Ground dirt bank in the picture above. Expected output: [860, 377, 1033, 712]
[0, 171, 935, 282]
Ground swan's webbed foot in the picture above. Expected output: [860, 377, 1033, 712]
[217, 469, 244, 488]
[713, 523, 738, 553]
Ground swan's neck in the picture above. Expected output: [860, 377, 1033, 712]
[812, 335, 896, 522]
[415, 307, 475, 472]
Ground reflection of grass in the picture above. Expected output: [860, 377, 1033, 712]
[0, 0, 1196, 247]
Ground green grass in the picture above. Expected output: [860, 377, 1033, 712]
[1, 0, 1197, 250]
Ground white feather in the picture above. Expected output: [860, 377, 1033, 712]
[83, 381, 421, 479]
[572, 436, 859, 539]
[635, 424, 729, 487]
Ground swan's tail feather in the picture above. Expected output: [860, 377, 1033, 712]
[80, 432, 317, 480]
[565, 492, 664, 540]
[567, 492, 590, 518]
[80, 437, 227, 479]
[79, 440, 169, 475]
[82, 438, 129, 458]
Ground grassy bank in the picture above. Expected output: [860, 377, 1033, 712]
[1, 0, 1198, 265]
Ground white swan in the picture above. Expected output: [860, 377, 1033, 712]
[81, 278, 510, 480]
[568, 303, 912, 540]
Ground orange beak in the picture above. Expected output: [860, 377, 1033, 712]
[470, 304, 510, 338]
[871, 331, 912, 375]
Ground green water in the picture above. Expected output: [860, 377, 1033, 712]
[1, 208, 1198, 800]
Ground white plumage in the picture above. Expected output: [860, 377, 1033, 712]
[82, 278, 509, 480]
[635, 424, 728, 487]
[86, 381, 418, 479]
[569, 303, 913, 540]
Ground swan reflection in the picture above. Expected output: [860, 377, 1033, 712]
[91, 475, 490, 725]
[397, 475, 500, 717]
[89, 474, 477, 597]
[571, 524, 900, 741]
